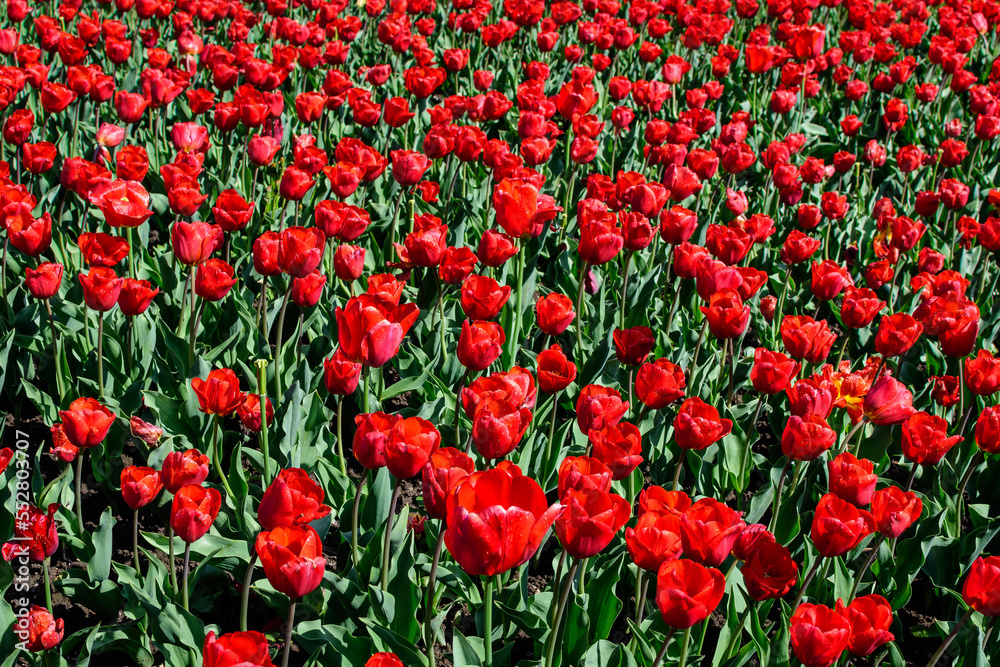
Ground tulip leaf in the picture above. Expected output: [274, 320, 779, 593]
[362, 616, 429, 667]
[583, 639, 638, 667]
[87, 508, 116, 583]
[769, 601, 791, 667]
[452, 629, 485, 666]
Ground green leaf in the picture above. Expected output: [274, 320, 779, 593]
[87, 508, 116, 582]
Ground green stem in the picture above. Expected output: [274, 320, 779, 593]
[847, 534, 885, 603]
[650, 628, 678, 667]
[212, 415, 236, 500]
[256, 360, 271, 486]
[182, 543, 191, 611]
[273, 287, 292, 399]
[545, 560, 580, 667]
[168, 523, 178, 594]
[791, 558, 823, 610]
[425, 527, 446, 667]
[926, 608, 974, 667]
[483, 576, 495, 667]
[721, 606, 752, 661]
[336, 398, 346, 476]
[381, 479, 403, 591]
[97, 312, 105, 399]
[187, 266, 197, 366]
[688, 321, 708, 377]
[678, 627, 692, 667]
[672, 448, 687, 491]
[43, 557, 52, 615]
[74, 453, 84, 532]
[351, 473, 367, 573]
[240, 552, 258, 632]
[281, 598, 297, 667]
[619, 252, 633, 329]
[133, 509, 140, 576]
[543, 391, 560, 476]
[575, 261, 589, 363]
[509, 241, 525, 363]
[770, 458, 794, 533]
[955, 451, 984, 536]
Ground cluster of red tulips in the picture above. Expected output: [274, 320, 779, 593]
[2, 0, 1000, 663]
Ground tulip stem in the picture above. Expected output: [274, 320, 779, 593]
[44, 300, 65, 400]
[483, 575, 495, 667]
[543, 391, 560, 478]
[688, 321, 708, 377]
[842, 419, 867, 455]
[650, 628, 678, 667]
[955, 451, 984, 537]
[905, 463, 918, 491]
[792, 557, 823, 611]
[97, 312, 105, 399]
[575, 261, 589, 363]
[769, 458, 793, 533]
[619, 251, 633, 329]
[634, 568, 648, 625]
[454, 369, 470, 449]
[187, 266, 196, 365]
[181, 543, 191, 611]
[281, 598, 297, 667]
[678, 626, 693, 667]
[168, 523, 178, 594]
[132, 508, 140, 577]
[350, 472, 367, 573]
[43, 557, 52, 615]
[545, 559, 580, 667]
[212, 415, 236, 501]
[926, 607, 974, 667]
[721, 605, 752, 661]
[672, 448, 687, 491]
[74, 453, 84, 532]
[274, 287, 292, 399]
[335, 398, 347, 476]
[240, 552, 258, 632]
[847, 534, 885, 603]
[508, 240, 525, 363]
[256, 360, 271, 486]
[424, 527, 446, 667]
[834, 335, 849, 369]
[381, 479, 403, 591]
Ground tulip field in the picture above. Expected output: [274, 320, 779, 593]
[5, 0, 1000, 665]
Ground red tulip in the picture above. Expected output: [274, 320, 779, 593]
[810, 493, 876, 558]
[781, 315, 838, 362]
[78, 267, 123, 312]
[655, 559, 726, 629]
[58, 397, 115, 449]
[836, 595, 895, 657]
[862, 374, 915, 425]
[493, 178, 561, 239]
[680, 497, 746, 566]
[625, 510, 683, 571]
[965, 349, 1000, 396]
[444, 464, 563, 576]
[191, 369, 247, 416]
[555, 487, 631, 559]
[161, 450, 210, 494]
[390, 150, 431, 186]
[120, 466, 163, 510]
[962, 556, 1000, 616]
[258, 468, 331, 531]
[673, 397, 733, 450]
[457, 319, 505, 371]
[743, 540, 799, 601]
[336, 294, 420, 368]
[385, 417, 441, 479]
[171, 221, 222, 266]
[23, 606, 64, 652]
[576, 384, 629, 434]
[870, 486, 922, 538]
[203, 631, 275, 667]
[827, 453, 877, 506]
[790, 603, 851, 667]
[1, 504, 59, 562]
[171, 485, 222, 543]
[461, 275, 512, 321]
[873, 313, 922, 358]
[536, 293, 575, 335]
[256, 525, 327, 598]
[236, 394, 274, 433]
[422, 448, 476, 521]
[89, 179, 154, 228]
[323, 349, 362, 396]
[751, 348, 800, 394]
[635, 359, 686, 409]
[195, 259, 237, 301]
[901, 412, 962, 465]
[537, 344, 577, 394]
[278, 226, 326, 278]
[24, 262, 63, 300]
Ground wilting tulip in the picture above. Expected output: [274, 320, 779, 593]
[790, 603, 851, 667]
[23, 606, 64, 652]
[1, 504, 59, 562]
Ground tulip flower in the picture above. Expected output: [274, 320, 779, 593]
[901, 412, 962, 469]
[589, 422, 643, 481]
[743, 541, 799, 601]
[58, 397, 115, 529]
[811, 493, 876, 559]
[655, 559, 725, 629]
[789, 603, 851, 667]
[120, 466, 163, 572]
[536, 293, 575, 335]
[203, 631, 275, 667]
[554, 487, 630, 560]
[836, 595, 895, 657]
[679, 498, 746, 567]
[827, 453, 877, 507]
[23, 606, 64, 652]
[171, 484, 222, 609]
[336, 294, 420, 370]
[258, 468, 331, 531]
[862, 374, 916, 426]
[626, 511, 683, 573]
